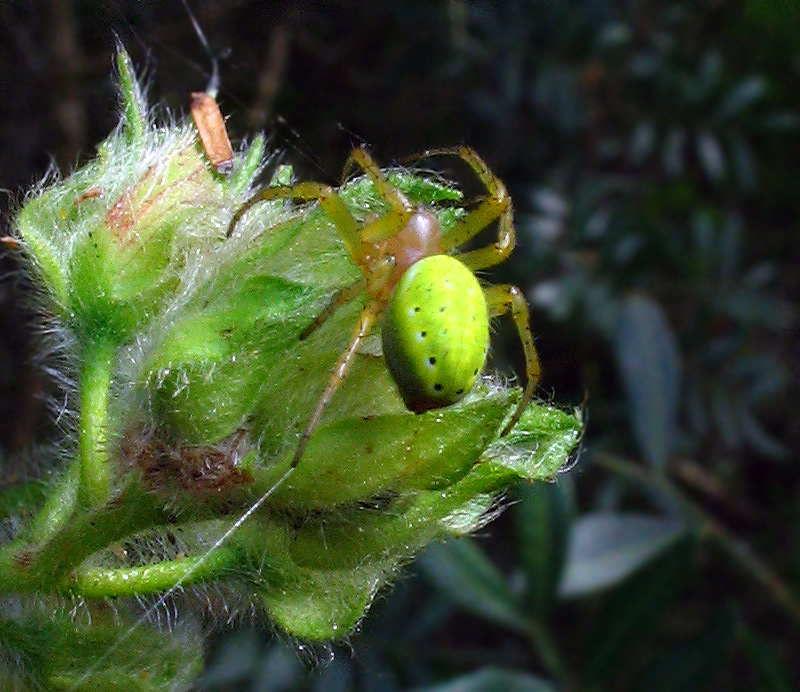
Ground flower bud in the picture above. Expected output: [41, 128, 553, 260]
[15, 51, 246, 344]
[9, 50, 582, 649]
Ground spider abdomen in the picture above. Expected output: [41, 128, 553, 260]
[382, 255, 490, 412]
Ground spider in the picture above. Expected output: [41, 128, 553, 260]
[227, 146, 541, 468]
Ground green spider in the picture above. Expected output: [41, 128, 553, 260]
[227, 146, 541, 468]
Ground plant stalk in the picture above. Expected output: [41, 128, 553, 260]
[78, 339, 116, 507]
[67, 547, 238, 598]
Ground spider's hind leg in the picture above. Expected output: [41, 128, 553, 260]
[482, 283, 541, 436]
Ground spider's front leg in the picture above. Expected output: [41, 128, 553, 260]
[342, 147, 416, 244]
[482, 283, 541, 436]
[298, 279, 366, 341]
[290, 253, 396, 469]
[226, 181, 366, 266]
[412, 146, 515, 271]
[290, 300, 383, 468]
[226, 177, 376, 343]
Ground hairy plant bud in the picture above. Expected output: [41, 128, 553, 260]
[18, 116, 239, 343]
[3, 49, 580, 665]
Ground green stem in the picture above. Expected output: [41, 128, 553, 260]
[67, 547, 238, 598]
[5, 338, 116, 549]
[0, 482, 168, 592]
[594, 452, 800, 629]
[78, 339, 116, 507]
[27, 463, 79, 543]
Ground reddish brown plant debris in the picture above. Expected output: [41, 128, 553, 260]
[121, 426, 253, 494]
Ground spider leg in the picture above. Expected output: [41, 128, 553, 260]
[482, 283, 541, 436]
[291, 300, 383, 468]
[407, 146, 514, 271]
[227, 182, 366, 267]
[299, 278, 367, 341]
[292, 254, 396, 468]
[342, 147, 415, 244]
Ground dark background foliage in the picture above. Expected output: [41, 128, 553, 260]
[1, 1, 798, 690]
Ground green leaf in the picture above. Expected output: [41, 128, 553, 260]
[559, 512, 685, 597]
[144, 273, 314, 443]
[615, 295, 680, 470]
[258, 556, 391, 641]
[227, 402, 579, 640]
[513, 478, 574, 618]
[480, 403, 582, 482]
[418, 537, 528, 633]
[227, 517, 388, 641]
[277, 402, 578, 571]
[270, 391, 511, 509]
[411, 668, 556, 692]
[116, 48, 146, 147]
[239, 394, 580, 514]
[14, 193, 70, 310]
